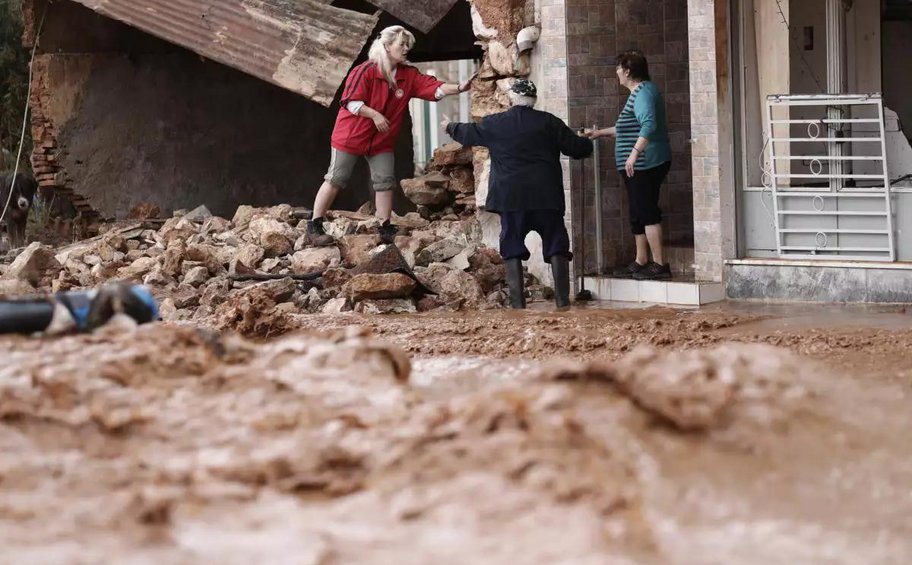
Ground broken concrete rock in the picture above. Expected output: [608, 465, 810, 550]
[3, 243, 62, 286]
[160, 242, 185, 278]
[401, 177, 452, 208]
[183, 266, 210, 287]
[420, 263, 485, 307]
[260, 258, 283, 273]
[392, 212, 430, 230]
[355, 217, 383, 234]
[417, 239, 465, 266]
[292, 247, 341, 275]
[240, 278, 297, 303]
[158, 217, 198, 246]
[321, 297, 351, 314]
[184, 204, 213, 223]
[236, 244, 265, 271]
[158, 297, 177, 320]
[0, 278, 36, 298]
[186, 244, 228, 276]
[340, 235, 381, 266]
[202, 216, 232, 235]
[356, 299, 417, 314]
[342, 273, 417, 302]
[116, 256, 158, 282]
[446, 247, 474, 271]
[260, 232, 293, 258]
[433, 143, 474, 166]
[487, 40, 518, 76]
[232, 205, 257, 228]
[321, 267, 352, 289]
[173, 285, 202, 309]
[447, 167, 476, 194]
[143, 267, 174, 288]
[213, 285, 291, 338]
[200, 279, 231, 308]
[246, 217, 296, 245]
[324, 216, 356, 239]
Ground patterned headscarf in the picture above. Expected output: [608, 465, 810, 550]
[510, 78, 537, 98]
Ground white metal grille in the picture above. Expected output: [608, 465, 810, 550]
[765, 94, 896, 262]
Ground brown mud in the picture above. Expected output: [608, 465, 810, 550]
[2, 304, 911, 564]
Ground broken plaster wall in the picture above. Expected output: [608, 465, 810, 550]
[27, 0, 415, 221]
[469, 0, 559, 285]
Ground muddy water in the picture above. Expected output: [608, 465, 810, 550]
[2, 305, 912, 563]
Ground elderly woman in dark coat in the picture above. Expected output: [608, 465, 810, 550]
[443, 79, 593, 309]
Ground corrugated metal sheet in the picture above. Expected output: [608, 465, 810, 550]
[366, 0, 460, 33]
[69, 0, 379, 107]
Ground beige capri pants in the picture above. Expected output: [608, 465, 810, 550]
[324, 148, 397, 192]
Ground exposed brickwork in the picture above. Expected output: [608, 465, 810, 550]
[563, 0, 694, 276]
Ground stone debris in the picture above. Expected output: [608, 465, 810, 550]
[0, 202, 547, 334]
[402, 143, 477, 219]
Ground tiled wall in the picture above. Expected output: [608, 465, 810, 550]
[687, 0, 724, 281]
[564, 0, 694, 275]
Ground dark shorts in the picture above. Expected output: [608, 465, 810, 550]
[620, 160, 671, 235]
[498, 210, 571, 263]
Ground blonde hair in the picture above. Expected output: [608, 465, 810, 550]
[368, 25, 416, 90]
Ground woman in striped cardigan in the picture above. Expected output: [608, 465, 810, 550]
[587, 50, 673, 280]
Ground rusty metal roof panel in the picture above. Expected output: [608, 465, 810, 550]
[366, 0, 460, 33]
[69, 0, 379, 107]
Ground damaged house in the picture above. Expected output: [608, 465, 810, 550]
[21, 0, 478, 220]
[20, 0, 912, 305]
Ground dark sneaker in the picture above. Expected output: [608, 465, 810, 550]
[632, 262, 672, 281]
[378, 220, 398, 244]
[306, 218, 334, 247]
[612, 261, 648, 278]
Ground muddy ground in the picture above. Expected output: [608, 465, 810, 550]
[1, 302, 911, 564]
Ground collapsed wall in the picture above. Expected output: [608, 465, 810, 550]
[22, 0, 415, 228]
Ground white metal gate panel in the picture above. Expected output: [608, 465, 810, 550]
[765, 94, 896, 262]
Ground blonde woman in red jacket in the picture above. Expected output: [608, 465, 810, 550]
[307, 25, 473, 245]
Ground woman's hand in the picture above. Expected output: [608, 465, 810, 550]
[583, 127, 616, 139]
[625, 151, 638, 177]
[458, 71, 477, 93]
[372, 113, 391, 132]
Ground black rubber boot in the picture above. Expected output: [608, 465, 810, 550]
[550, 255, 571, 310]
[306, 218, 334, 247]
[378, 220, 397, 244]
[505, 258, 526, 309]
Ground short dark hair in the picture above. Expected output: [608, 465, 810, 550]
[615, 50, 650, 81]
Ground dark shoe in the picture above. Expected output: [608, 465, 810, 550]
[505, 258, 526, 309]
[632, 262, 672, 280]
[306, 218, 334, 247]
[378, 220, 398, 244]
[612, 261, 648, 278]
[550, 255, 571, 310]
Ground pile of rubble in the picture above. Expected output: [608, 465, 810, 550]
[0, 202, 551, 333]
[401, 142, 478, 219]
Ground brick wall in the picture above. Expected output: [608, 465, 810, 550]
[564, 0, 693, 275]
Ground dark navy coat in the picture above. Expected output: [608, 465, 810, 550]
[446, 105, 592, 213]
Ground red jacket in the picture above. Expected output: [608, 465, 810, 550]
[331, 62, 444, 156]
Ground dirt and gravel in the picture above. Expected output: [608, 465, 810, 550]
[1, 301, 911, 564]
